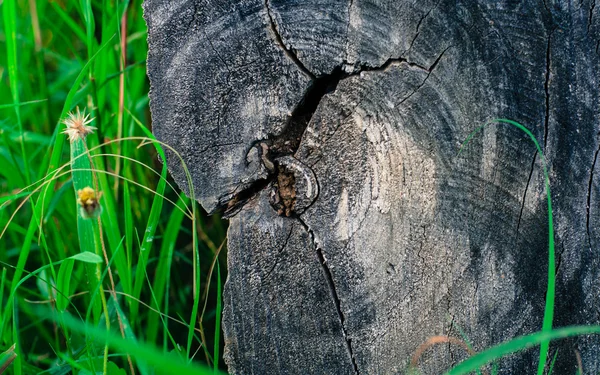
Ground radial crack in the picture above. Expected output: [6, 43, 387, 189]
[589, 0, 597, 34]
[398, 46, 451, 105]
[222, 20, 450, 218]
[265, 0, 315, 79]
[586, 141, 600, 250]
[345, 0, 354, 43]
[406, 0, 442, 55]
[543, 30, 554, 150]
[296, 217, 360, 374]
[214, 61, 343, 217]
[516, 151, 537, 238]
[353, 57, 429, 74]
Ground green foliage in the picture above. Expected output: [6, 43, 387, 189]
[0, 1, 227, 374]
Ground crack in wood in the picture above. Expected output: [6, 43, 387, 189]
[265, 0, 315, 79]
[406, 0, 442, 56]
[345, 0, 354, 62]
[398, 46, 451, 105]
[261, 225, 295, 281]
[296, 216, 360, 374]
[586, 140, 600, 250]
[589, 0, 597, 34]
[447, 314, 457, 364]
[217, 70, 341, 217]
[350, 57, 430, 75]
[516, 151, 538, 238]
[221, 177, 273, 218]
[544, 30, 554, 150]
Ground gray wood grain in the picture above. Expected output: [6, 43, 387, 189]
[144, 0, 600, 373]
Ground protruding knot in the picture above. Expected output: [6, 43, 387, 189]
[270, 155, 318, 216]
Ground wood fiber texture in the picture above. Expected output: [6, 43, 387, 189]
[144, 0, 600, 373]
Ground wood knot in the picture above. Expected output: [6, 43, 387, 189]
[270, 156, 318, 217]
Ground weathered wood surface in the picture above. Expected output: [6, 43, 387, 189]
[144, 0, 600, 373]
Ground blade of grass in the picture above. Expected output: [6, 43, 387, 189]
[3, 0, 31, 186]
[69, 118, 111, 373]
[69, 127, 103, 325]
[129, 124, 168, 325]
[113, 3, 129, 194]
[80, 0, 96, 59]
[445, 326, 600, 375]
[0, 192, 31, 206]
[188, 199, 201, 360]
[0, 268, 5, 317]
[0, 99, 48, 110]
[547, 349, 559, 375]
[459, 118, 555, 374]
[49, 3, 87, 43]
[450, 320, 483, 375]
[213, 261, 222, 374]
[28, 0, 51, 133]
[0, 344, 17, 374]
[108, 289, 147, 375]
[199, 240, 226, 363]
[47, 309, 225, 375]
[56, 259, 76, 312]
[123, 180, 134, 296]
[147, 195, 188, 345]
[12, 303, 21, 375]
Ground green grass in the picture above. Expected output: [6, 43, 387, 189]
[0, 1, 228, 374]
[457, 119, 556, 374]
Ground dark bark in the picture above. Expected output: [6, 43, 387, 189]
[144, 0, 600, 373]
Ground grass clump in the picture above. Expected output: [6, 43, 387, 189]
[1, 1, 227, 374]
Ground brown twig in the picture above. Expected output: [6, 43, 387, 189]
[409, 335, 488, 375]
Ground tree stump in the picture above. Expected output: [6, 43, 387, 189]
[144, 0, 600, 373]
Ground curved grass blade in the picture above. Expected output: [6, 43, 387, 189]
[445, 326, 600, 375]
[459, 118, 555, 374]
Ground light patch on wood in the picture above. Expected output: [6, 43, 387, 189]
[145, 0, 188, 29]
[336, 187, 350, 241]
[481, 124, 497, 182]
[348, 2, 361, 30]
[166, 34, 200, 83]
[345, 0, 361, 65]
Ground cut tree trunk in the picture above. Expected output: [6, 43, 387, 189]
[143, 1, 600, 373]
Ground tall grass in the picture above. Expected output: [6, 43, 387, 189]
[0, 1, 227, 374]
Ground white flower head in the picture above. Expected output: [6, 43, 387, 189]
[62, 107, 96, 142]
